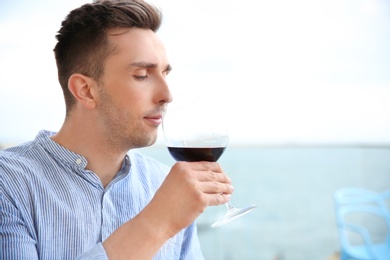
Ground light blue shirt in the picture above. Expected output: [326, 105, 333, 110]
[0, 130, 204, 259]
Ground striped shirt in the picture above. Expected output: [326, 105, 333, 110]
[0, 130, 204, 260]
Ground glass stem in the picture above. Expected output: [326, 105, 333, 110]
[225, 202, 234, 211]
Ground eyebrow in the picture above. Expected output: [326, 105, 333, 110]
[130, 62, 172, 72]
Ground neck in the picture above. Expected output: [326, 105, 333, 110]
[52, 120, 128, 187]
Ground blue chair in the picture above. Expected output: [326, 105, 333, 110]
[335, 205, 390, 260]
[381, 190, 390, 211]
[334, 190, 390, 260]
[334, 188, 388, 212]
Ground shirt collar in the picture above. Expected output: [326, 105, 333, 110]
[35, 130, 89, 170]
[35, 130, 131, 187]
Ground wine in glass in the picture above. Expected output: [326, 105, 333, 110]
[162, 93, 256, 228]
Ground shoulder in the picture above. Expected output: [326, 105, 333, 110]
[0, 141, 41, 174]
[0, 141, 49, 198]
[0, 142, 44, 209]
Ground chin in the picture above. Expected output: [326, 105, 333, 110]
[135, 134, 158, 149]
[146, 136, 158, 147]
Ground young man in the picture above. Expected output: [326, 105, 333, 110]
[0, 1, 233, 259]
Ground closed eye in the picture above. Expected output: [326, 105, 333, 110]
[134, 75, 148, 80]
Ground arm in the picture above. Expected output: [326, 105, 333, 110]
[1, 157, 230, 259]
[0, 188, 39, 259]
[103, 161, 233, 259]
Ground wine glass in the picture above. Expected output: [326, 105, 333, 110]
[162, 93, 256, 228]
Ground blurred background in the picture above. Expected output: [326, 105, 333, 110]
[1, 0, 390, 259]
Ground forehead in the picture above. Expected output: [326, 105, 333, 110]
[106, 28, 168, 65]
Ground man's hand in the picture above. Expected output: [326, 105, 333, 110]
[151, 161, 234, 234]
[103, 161, 233, 259]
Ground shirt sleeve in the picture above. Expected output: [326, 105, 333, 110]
[0, 186, 39, 259]
[1, 184, 108, 260]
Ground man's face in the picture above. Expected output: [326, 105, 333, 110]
[95, 28, 172, 150]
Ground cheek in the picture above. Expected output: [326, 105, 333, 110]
[122, 88, 149, 107]
[116, 92, 146, 122]
[121, 94, 143, 111]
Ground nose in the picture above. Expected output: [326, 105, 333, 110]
[155, 76, 173, 105]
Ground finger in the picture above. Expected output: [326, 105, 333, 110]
[197, 170, 232, 184]
[207, 193, 231, 206]
[201, 181, 234, 195]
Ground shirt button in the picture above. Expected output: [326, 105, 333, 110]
[76, 158, 82, 165]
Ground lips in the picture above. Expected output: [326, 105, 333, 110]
[144, 114, 162, 126]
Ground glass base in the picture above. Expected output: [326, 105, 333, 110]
[211, 204, 257, 228]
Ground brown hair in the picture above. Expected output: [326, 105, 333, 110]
[53, 0, 162, 114]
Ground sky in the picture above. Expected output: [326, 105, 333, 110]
[0, 0, 390, 146]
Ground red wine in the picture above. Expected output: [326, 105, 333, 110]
[168, 147, 226, 162]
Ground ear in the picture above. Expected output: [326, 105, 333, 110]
[68, 73, 97, 109]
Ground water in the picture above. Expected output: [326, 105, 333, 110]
[139, 145, 390, 260]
